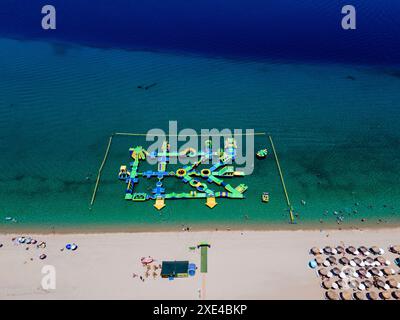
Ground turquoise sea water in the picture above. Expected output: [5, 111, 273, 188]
[0, 38, 399, 231]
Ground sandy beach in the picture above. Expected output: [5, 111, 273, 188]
[1, 228, 399, 300]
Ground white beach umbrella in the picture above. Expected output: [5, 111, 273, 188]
[354, 250, 360, 255]
[379, 248, 385, 255]
[331, 248, 338, 255]
[360, 262, 365, 267]
[358, 283, 366, 291]
[366, 272, 372, 278]
[323, 260, 331, 267]
[327, 271, 333, 278]
[352, 272, 359, 278]
[350, 260, 356, 267]
[384, 284, 390, 291]
[332, 282, 339, 290]
[339, 272, 346, 279]
[385, 260, 391, 266]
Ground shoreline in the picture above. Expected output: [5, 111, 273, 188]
[1, 221, 399, 235]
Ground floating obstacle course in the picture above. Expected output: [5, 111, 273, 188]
[118, 138, 249, 210]
[89, 131, 296, 224]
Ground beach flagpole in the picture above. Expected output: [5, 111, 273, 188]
[269, 135, 295, 224]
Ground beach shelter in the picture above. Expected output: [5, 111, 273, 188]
[380, 291, 391, 300]
[393, 290, 400, 300]
[197, 242, 211, 273]
[354, 292, 365, 300]
[368, 291, 379, 300]
[389, 245, 400, 254]
[161, 261, 189, 278]
[340, 291, 352, 301]
[326, 290, 339, 300]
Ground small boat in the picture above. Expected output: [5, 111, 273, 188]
[262, 192, 269, 203]
[256, 148, 268, 159]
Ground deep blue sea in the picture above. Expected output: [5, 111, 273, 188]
[0, 1, 399, 231]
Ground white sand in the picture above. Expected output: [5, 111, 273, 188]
[0, 228, 399, 300]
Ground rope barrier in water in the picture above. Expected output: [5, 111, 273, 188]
[114, 132, 266, 137]
[269, 135, 295, 224]
[90, 134, 114, 208]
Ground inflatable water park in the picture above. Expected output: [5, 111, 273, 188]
[118, 138, 256, 210]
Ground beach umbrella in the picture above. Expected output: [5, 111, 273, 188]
[336, 246, 344, 254]
[389, 245, 400, 254]
[331, 267, 341, 276]
[384, 260, 391, 266]
[365, 272, 372, 278]
[339, 257, 350, 265]
[332, 282, 339, 290]
[324, 246, 333, 255]
[327, 271, 333, 278]
[66, 244, 72, 250]
[331, 248, 338, 255]
[379, 248, 385, 255]
[376, 256, 386, 265]
[339, 272, 347, 279]
[37, 241, 46, 249]
[31, 239, 37, 245]
[358, 283, 366, 291]
[363, 280, 373, 289]
[387, 278, 399, 288]
[322, 280, 333, 289]
[370, 268, 380, 276]
[370, 246, 380, 255]
[340, 291, 353, 301]
[357, 269, 367, 278]
[310, 247, 321, 255]
[71, 244, 78, 251]
[349, 260, 357, 267]
[309, 260, 317, 269]
[39, 254, 47, 260]
[353, 257, 362, 265]
[326, 290, 340, 300]
[323, 260, 331, 267]
[364, 257, 374, 265]
[367, 291, 379, 300]
[358, 246, 368, 255]
[319, 268, 328, 277]
[316, 256, 325, 265]
[380, 291, 391, 300]
[336, 280, 345, 288]
[375, 280, 386, 289]
[383, 268, 394, 276]
[141, 257, 154, 265]
[327, 256, 337, 265]
[354, 292, 365, 300]
[393, 290, 400, 300]
[349, 279, 360, 289]
[347, 246, 357, 255]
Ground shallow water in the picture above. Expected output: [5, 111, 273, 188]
[0, 38, 399, 231]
